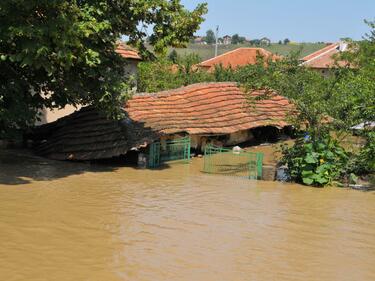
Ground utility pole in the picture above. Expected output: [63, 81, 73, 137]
[215, 25, 219, 57]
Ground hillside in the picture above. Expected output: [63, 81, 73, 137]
[169, 43, 327, 62]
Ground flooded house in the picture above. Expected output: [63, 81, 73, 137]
[33, 82, 293, 164]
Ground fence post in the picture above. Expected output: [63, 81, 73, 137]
[256, 153, 264, 180]
[186, 137, 191, 162]
[148, 142, 154, 168]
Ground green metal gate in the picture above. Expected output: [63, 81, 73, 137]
[148, 137, 191, 168]
[203, 144, 263, 179]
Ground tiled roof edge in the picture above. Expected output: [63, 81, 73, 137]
[198, 48, 271, 66]
[301, 43, 339, 62]
[134, 82, 240, 97]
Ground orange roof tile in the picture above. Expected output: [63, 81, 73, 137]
[115, 42, 142, 60]
[301, 43, 348, 69]
[197, 48, 280, 71]
[125, 82, 293, 135]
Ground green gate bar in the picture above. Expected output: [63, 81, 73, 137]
[148, 137, 191, 168]
[203, 144, 264, 180]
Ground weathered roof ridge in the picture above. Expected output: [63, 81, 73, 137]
[127, 82, 293, 135]
[134, 82, 239, 98]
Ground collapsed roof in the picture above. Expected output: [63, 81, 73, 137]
[126, 82, 292, 135]
[34, 82, 293, 161]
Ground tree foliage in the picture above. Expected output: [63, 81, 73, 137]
[168, 49, 178, 63]
[231, 34, 246, 44]
[137, 53, 212, 92]
[205, 29, 215, 44]
[0, 0, 207, 138]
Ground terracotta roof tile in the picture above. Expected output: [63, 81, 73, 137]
[126, 82, 293, 135]
[301, 43, 348, 69]
[115, 42, 142, 60]
[197, 48, 280, 71]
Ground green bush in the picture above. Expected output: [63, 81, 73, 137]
[281, 135, 349, 186]
[352, 131, 375, 175]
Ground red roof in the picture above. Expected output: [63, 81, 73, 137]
[115, 43, 142, 60]
[126, 82, 292, 135]
[301, 43, 348, 69]
[198, 48, 279, 71]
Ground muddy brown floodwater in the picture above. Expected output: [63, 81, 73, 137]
[1, 149, 375, 281]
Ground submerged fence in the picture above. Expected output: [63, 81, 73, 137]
[203, 144, 264, 180]
[148, 137, 191, 168]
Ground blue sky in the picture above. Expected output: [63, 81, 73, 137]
[181, 0, 375, 42]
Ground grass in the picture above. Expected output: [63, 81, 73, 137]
[168, 43, 327, 62]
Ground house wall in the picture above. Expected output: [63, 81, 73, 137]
[124, 60, 139, 81]
[35, 104, 81, 126]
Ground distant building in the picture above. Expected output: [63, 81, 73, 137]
[197, 48, 280, 72]
[300, 42, 350, 76]
[36, 43, 142, 125]
[222, 35, 232, 45]
[260, 37, 271, 46]
[193, 36, 207, 45]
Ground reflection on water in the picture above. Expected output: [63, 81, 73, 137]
[1, 149, 375, 281]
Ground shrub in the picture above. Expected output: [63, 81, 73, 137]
[281, 135, 349, 186]
[351, 131, 375, 175]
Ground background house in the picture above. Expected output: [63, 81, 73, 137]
[197, 48, 280, 72]
[300, 41, 349, 76]
[36, 43, 142, 125]
[260, 37, 271, 46]
[222, 35, 232, 45]
[193, 36, 207, 45]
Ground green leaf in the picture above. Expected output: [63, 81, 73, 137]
[315, 175, 329, 185]
[301, 170, 314, 177]
[316, 163, 330, 174]
[305, 154, 316, 164]
[302, 177, 314, 185]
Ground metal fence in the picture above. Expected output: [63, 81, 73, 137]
[148, 137, 191, 168]
[203, 144, 264, 179]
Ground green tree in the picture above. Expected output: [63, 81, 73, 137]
[334, 20, 375, 175]
[137, 53, 212, 92]
[283, 38, 290, 45]
[205, 29, 216, 44]
[137, 58, 183, 93]
[0, 0, 207, 138]
[249, 39, 260, 46]
[168, 50, 179, 63]
[231, 34, 240, 44]
[238, 36, 246, 44]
